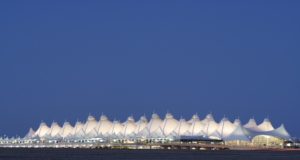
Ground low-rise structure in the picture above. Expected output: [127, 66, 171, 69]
[0, 113, 293, 149]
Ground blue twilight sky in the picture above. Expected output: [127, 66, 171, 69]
[0, 1, 299, 137]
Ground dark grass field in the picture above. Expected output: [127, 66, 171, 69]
[0, 148, 300, 160]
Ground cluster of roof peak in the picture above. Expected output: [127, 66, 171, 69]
[24, 113, 291, 142]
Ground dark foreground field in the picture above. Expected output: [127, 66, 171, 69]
[0, 148, 300, 160]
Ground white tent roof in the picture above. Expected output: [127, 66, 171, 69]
[138, 113, 164, 138]
[188, 114, 205, 136]
[233, 119, 242, 126]
[217, 118, 236, 138]
[209, 130, 221, 140]
[201, 114, 219, 137]
[70, 121, 84, 139]
[47, 122, 62, 139]
[172, 118, 191, 136]
[83, 115, 98, 137]
[24, 128, 35, 139]
[262, 124, 291, 140]
[149, 127, 164, 139]
[60, 122, 73, 138]
[223, 123, 251, 142]
[134, 116, 148, 134]
[187, 114, 200, 123]
[35, 122, 50, 139]
[161, 113, 179, 136]
[244, 118, 261, 131]
[23, 113, 292, 142]
[257, 118, 274, 131]
[110, 120, 124, 137]
[147, 113, 163, 134]
[96, 115, 113, 136]
[122, 116, 137, 137]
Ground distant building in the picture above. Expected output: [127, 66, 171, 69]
[0, 113, 292, 148]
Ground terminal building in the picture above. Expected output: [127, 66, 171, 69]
[0, 113, 292, 149]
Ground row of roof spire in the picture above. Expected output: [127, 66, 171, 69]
[22, 113, 290, 142]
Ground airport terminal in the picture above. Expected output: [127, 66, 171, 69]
[0, 113, 293, 149]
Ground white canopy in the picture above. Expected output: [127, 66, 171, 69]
[122, 116, 137, 138]
[161, 113, 179, 136]
[24, 128, 35, 139]
[233, 119, 242, 126]
[244, 118, 261, 131]
[60, 122, 73, 139]
[188, 114, 205, 136]
[223, 123, 251, 142]
[248, 124, 291, 140]
[201, 114, 219, 137]
[110, 120, 124, 138]
[24, 113, 291, 142]
[262, 124, 291, 140]
[217, 118, 236, 138]
[69, 121, 84, 139]
[145, 113, 163, 138]
[96, 115, 113, 137]
[44, 122, 62, 140]
[83, 115, 98, 138]
[257, 118, 274, 131]
[34, 122, 50, 139]
[172, 118, 190, 137]
[134, 116, 148, 135]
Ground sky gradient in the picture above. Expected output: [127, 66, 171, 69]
[0, 1, 300, 137]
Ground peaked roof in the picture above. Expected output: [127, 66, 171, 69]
[202, 114, 219, 137]
[110, 120, 124, 136]
[147, 113, 163, 134]
[83, 115, 98, 135]
[35, 122, 50, 138]
[97, 115, 113, 136]
[188, 114, 200, 123]
[22, 113, 292, 142]
[122, 116, 137, 137]
[161, 113, 178, 136]
[134, 116, 148, 134]
[217, 118, 236, 138]
[68, 121, 85, 139]
[188, 118, 205, 136]
[233, 119, 241, 126]
[244, 118, 261, 131]
[223, 124, 251, 142]
[172, 118, 190, 136]
[60, 122, 73, 138]
[73, 121, 84, 134]
[255, 124, 291, 140]
[257, 118, 274, 131]
[46, 122, 62, 139]
[24, 128, 35, 139]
